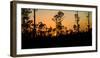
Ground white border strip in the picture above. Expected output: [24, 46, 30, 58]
[17, 3, 96, 55]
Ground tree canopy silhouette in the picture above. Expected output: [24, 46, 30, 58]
[52, 11, 64, 30]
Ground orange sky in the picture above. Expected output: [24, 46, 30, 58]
[28, 9, 92, 31]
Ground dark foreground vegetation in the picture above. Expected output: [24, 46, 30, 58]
[22, 31, 92, 49]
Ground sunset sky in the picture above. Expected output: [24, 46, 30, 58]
[28, 9, 92, 31]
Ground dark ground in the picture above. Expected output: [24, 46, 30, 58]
[22, 31, 92, 49]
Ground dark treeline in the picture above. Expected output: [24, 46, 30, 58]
[22, 28, 92, 49]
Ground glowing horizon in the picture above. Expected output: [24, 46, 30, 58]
[28, 9, 92, 31]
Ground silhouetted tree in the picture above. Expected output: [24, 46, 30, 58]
[87, 12, 90, 32]
[22, 8, 32, 24]
[52, 11, 64, 36]
[74, 11, 80, 32]
[37, 22, 47, 36]
[52, 11, 64, 30]
[22, 8, 32, 32]
[73, 24, 77, 32]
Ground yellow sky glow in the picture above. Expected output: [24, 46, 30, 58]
[28, 9, 92, 31]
